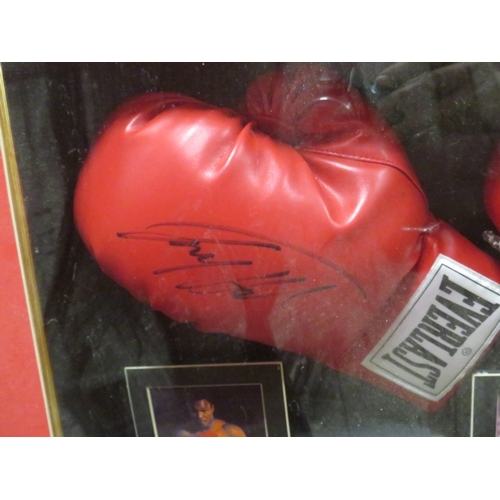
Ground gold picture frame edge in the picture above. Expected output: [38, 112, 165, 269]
[0, 63, 63, 437]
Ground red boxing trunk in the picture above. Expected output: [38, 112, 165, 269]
[75, 66, 500, 409]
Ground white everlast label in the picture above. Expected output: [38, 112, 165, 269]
[362, 254, 500, 401]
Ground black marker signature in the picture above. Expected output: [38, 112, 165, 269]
[117, 229, 279, 274]
[117, 221, 365, 302]
[175, 271, 338, 304]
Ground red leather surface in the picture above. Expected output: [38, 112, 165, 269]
[75, 66, 500, 409]
[485, 144, 500, 232]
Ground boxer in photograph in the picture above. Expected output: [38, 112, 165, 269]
[176, 397, 246, 437]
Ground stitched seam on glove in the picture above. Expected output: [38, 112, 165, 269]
[300, 147, 426, 200]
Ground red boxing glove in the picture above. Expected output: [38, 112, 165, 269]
[485, 145, 500, 242]
[75, 66, 500, 409]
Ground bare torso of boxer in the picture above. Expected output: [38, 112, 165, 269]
[177, 419, 246, 437]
